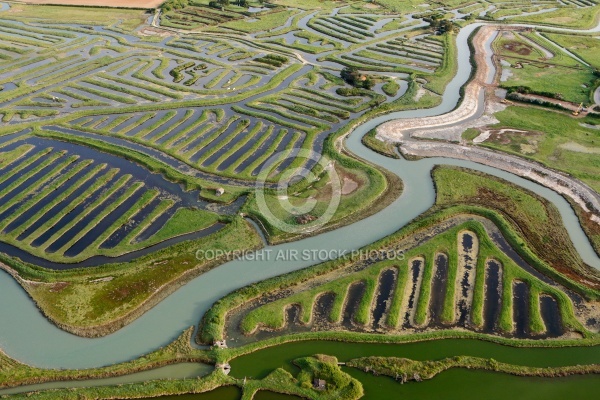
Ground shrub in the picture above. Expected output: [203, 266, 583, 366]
[169, 61, 195, 83]
[254, 54, 288, 67]
[340, 67, 374, 89]
[162, 0, 189, 12]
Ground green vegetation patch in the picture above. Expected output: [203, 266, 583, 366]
[495, 31, 595, 104]
[543, 33, 600, 70]
[434, 165, 599, 297]
[2, 4, 147, 31]
[347, 355, 600, 382]
[509, 5, 600, 29]
[481, 106, 600, 195]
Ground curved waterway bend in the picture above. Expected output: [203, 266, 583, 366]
[0, 23, 599, 372]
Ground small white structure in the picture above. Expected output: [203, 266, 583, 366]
[216, 363, 231, 375]
[215, 187, 225, 197]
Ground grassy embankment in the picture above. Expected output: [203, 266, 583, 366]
[198, 166, 600, 347]
[434, 166, 600, 293]
[347, 355, 600, 382]
[508, 4, 600, 29]
[2, 215, 261, 337]
[237, 218, 580, 336]
[2, 348, 362, 400]
[239, 143, 398, 245]
[221, 9, 297, 34]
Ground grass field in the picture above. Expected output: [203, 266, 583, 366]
[543, 32, 600, 69]
[3, 4, 149, 30]
[481, 106, 600, 194]
[509, 4, 600, 29]
[494, 31, 595, 103]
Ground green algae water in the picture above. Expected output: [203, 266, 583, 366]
[146, 386, 241, 399]
[137, 372, 599, 400]
[226, 340, 600, 399]
[253, 391, 302, 400]
[229, 340, 600, 379]
[137, 340, 600, 399]
[229, 340, 600, 400]
[140, 387, 301, 400]
[346, 368, 600, 400]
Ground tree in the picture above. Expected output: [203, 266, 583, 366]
[340, 67, 373, 90]
[341, 67, 360, 86]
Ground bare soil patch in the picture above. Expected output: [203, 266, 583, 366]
[314, 165, 363, 201]
[16, 0, 163, 8]
[138, 26, 171, 37]
[503, 40, 533, 56]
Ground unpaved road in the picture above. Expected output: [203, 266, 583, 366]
[376, 24, 600, 224]
[376, 25, 498, 142]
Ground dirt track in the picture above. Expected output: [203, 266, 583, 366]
[15, 0, 163, 8]
[374, 24, 600, 224]
[400, 140, 600, 222]
[376, 25, 498, 143]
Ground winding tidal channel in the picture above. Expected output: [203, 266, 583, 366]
[1, 20, 600, 395]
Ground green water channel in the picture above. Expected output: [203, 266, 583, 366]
[232, 340, 600, 399]
[229, 340, 600, 378]
[347, 368, 600, 400]
[138, 340, 600, 399]
[144, 387, 302, 400]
